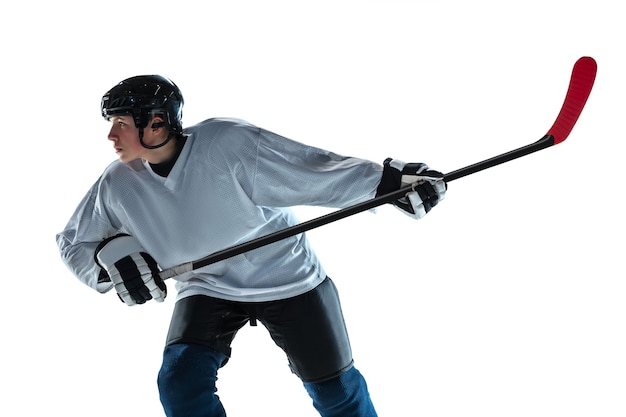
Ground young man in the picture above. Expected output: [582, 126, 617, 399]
[56, 75, 446, 417]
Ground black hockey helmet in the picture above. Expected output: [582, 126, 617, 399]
[101, 75, 184, 135]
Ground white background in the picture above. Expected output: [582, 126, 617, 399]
[1, 1, 624, 416]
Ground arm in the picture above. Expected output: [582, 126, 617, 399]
[248, 127, 445, 218]
[244, 127, 384, 208]
[211, 121, 444, 218]
[56, 180, 118, 293]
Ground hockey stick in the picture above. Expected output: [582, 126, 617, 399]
[160, 56, 597, 280]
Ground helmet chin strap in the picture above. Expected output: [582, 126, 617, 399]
[139, 128, 175, 150]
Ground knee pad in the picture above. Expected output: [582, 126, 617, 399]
[304, 367, 377, 417]
[158, 343, 227, 417]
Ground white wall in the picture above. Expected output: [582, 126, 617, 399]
[1, 1, 624, 416]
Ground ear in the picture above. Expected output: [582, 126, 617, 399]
[150, 116, 166, 130]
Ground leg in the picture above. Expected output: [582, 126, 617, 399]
[158, 295, 249, 417]
[304, 367, 377, 417]
[260, 277, 378, 416]
[158, 343, 227, 417]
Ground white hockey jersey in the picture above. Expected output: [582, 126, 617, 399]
[57, 118, 383, 302]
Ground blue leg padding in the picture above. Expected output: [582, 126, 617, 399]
[158, 343, 227, 417]
[304, 367, 378, 417]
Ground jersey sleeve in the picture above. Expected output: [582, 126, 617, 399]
[246, 127, 383, 208]
[55, 177, 119, 293]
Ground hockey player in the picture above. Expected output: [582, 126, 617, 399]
[56, 75, 446, 417]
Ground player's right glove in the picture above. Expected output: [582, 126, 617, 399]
[95, 234, 167, 306]
[376, 158, 447, 219]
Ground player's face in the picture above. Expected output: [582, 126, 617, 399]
[107, 115, 145, 163]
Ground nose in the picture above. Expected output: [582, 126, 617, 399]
[107, 125, 118, 142]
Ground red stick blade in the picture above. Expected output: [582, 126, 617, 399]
[547, 56, 597, 144]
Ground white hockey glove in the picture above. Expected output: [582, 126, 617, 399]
[376, 158, 447, 219]
[95, 234, 167, 306]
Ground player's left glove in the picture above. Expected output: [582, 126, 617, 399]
[376, 158, 447, 219]
[95, 234, 167, 306]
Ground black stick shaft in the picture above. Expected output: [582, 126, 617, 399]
[445, 134, 554, 182]
[188, 134, 556, 271]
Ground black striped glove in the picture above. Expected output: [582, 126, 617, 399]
[95, 234, 167, 306]
[376, 158, 446, 219]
